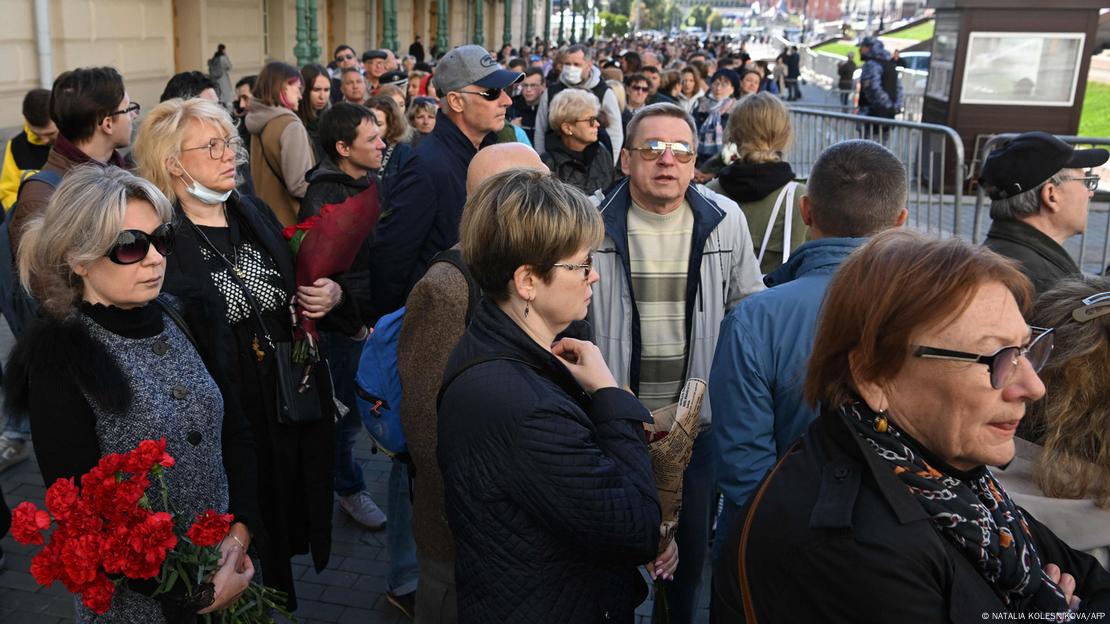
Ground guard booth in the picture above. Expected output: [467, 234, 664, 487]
[922, 0, 1104, 171]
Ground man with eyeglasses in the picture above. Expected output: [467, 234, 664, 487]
[363, 49, 390, 94]
[510, 67, 545, 144]
[588, 102, 764, 624]
[980, 131, 1109, 295]
[1, 66, 136, 475]
[368, 44, 523, 320]
[331, 44, 361, 103]
[623, 73, 651, 133]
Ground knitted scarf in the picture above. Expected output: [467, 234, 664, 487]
[842, 402, 1070, 616]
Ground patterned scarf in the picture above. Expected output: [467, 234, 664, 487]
[842, 402, 1070, 615]
[696, 96, 734, 160]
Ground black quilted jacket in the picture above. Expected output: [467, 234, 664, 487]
[437, 298, 662, 623]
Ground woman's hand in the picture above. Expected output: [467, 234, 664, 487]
[1045, 563, 1082, 611]
[649, 539, 678, 581]
[196, 531, 255, 614]
[693, 169, 715, 184]
[297, 278, 342, 318]
[551, 338, 618, 394]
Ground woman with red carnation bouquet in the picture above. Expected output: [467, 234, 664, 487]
[4, 165, 260, 621]
[133, 97, 361, 612]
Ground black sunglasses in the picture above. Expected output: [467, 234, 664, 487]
[913, 326, 1055, 390]
[106, 223, 176, 265]
[455, 86, 506, 101]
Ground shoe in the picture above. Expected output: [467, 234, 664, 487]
[337, 490, 387, 530]
[0, 437, 30, 473]
[386, 590, 415, 620]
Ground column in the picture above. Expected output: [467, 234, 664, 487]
[525, 0, 534, 44]
[557, 0, 564, 42]
[295, 0, 312, 65]
[544, 0, 551, 44]
[384, 0, 399, 51]
[437, 0, 450, 55]
[308, 0, 322, 61]
[503, 0, 512, 47]
[474, 0, 485, 46]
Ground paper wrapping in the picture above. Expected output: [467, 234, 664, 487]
[647, 378, 707, 549]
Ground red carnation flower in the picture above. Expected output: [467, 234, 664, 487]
[120, 512, 177, 579]
[30, 540, 63, 586]
[79, 571, 116, 615]
[125, 438, 174, 474]
[45, 478, 80, 523]
[58, 533, 103, 590]
[186, 509, 234, 548]
[10, 501, 51, 545]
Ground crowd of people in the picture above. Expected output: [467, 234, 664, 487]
[0, 30, 1107, 624]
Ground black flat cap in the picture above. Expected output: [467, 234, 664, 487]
[979, 131, 1108, 200]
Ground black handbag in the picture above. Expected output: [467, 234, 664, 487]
[188, 219, 334, 425]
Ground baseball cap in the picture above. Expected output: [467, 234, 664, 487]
[433, 44, 524, 94]
[979, 131, 1109, 200]
[362, 49, 388, 62]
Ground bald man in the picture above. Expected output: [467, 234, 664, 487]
[396, 142, 547, 624]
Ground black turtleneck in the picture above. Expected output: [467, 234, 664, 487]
[81, 300, 165, 339]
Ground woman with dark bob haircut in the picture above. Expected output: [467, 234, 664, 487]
[437, 170, 675, 623]
[713, 230, 1110, 622]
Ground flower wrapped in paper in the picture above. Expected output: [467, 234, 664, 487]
[282, 181, 382, 363]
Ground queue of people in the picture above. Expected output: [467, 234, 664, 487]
[0, 30, 1109, 624]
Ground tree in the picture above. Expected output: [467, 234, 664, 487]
[600, 11, 630, 36]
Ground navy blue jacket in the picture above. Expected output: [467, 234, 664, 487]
[710, 237, 865, 541]
[437, 298, 661, 623]
[368, 112, 497, 320]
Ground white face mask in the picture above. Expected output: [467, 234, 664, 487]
[562, 65, 583, 85]
[177, 160, 232, 205]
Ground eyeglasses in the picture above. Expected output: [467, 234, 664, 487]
[627, 140, 696, 164]
[181, 136, 243, 160]
[912, 326, 1055, 390]
[629, 85, 650, 92]
[454, 87, 506, 101]
[575, 116, 601, 126]
[552, 255, 594, 281]
[108, 102, 141, 117]
[1058, 174, 1101, 192]
[106, 223, 176, 265]
[336, 53, 355, 61]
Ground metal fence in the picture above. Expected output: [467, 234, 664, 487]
[787, 107, 969, 237]
[971, 134, 1110, 274]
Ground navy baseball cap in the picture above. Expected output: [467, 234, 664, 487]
[979, 131, 1108, 200]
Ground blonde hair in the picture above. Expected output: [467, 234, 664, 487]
[460, 169, 604, 302]
[133, 98, 241, 204]
[18, 165, 174, 319]
[725, 91, 792, 164]
[548, 89, 600, 133]
[606, 79, 627, 113]
[1027, 276, 1110, 508]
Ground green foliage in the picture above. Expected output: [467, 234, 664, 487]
[600, 11, 630, 36]
[1080, 80, 1110, 139]
[609, 0, 631, 17]
[884, 19, 934, 43]
[813, 39, 856, 59]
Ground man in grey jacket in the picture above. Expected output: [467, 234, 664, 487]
[587, 103, 764, 624]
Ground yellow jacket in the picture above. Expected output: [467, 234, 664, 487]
[0, 124, 52, 211]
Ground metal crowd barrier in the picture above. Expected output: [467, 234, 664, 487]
[787, 107, 968, 238]
[972, 134, 1110, 274]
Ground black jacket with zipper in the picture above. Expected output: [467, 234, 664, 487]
[437, 298, 661, 624]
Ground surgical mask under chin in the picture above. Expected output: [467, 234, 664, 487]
[562, 65, 583, 85]
[179, 163, 232, 204]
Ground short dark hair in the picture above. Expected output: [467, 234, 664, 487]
[22, 88, 51, 128]
[341, 67, 362, 77]
[625, 72, 649, 88]
[805, 140, 907, 237]
[160, 71, 219, 102]
[334, 44, 356, 59]
[641, 65, 660, 76]
[235, 75, 257, 91]
[508, 58, 527, 72]
[299, 63, 331, 124]
[319, 102, 375, 162]
[523, 66, 544, 80]
[50, 67, 125, 142]
[565, 44, 589, 58]
[255, 61, 303, 107]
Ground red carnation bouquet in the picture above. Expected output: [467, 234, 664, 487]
[11, 438, 289, 622]
[282, 183, 382, 364]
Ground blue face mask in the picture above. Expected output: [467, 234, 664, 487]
[177, 161, 232, 205]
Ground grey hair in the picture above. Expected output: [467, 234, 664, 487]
[17, 164, 175, 319]
[623, 102, 698, 152]
[989, 171, 1066, 220]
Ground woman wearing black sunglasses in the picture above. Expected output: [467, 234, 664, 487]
[6, 164, 259, 620]
[134, 97, 361, 612]
[713, 230, 1110, 623]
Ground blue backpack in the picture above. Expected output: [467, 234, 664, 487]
[355, 248, 479, 459]
[0, 170, 58, 336]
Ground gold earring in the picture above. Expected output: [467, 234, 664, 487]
[874, 409, 889, 433]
